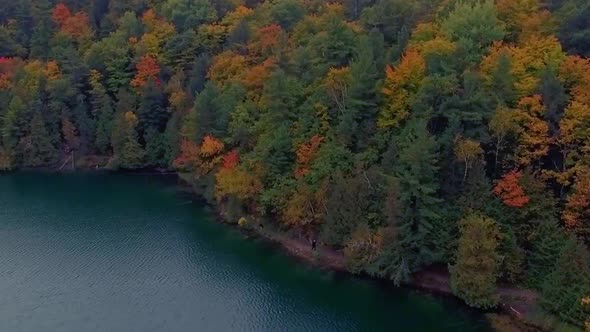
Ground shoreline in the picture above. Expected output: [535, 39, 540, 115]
[171, 174, 545, 332]
[3, 168, 550, 331]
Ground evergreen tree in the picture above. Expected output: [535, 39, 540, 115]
[394, 119, 441, 271]
[89, 70, 115, 153]
[137, 79, 168, 136]
[23, 111, 58, 167]
[527, 219, 568, 288]
[29, 0, 54, 60]
[488, 52, 516, 107]
[541, 238, 590, 327]
[337, 35, 379, 150]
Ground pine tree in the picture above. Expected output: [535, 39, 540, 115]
[137, 79, 168, 135]
[23, 111, 58, 167]
[337, 35, 379, 150]
[527, 219, 567, 288]
[541, 238, 590, 327]
[29, 0, 54, 60]
[89, 70, 115, 153]
[394, 119, 441, 271]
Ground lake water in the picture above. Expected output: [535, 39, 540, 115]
[0, 173, 491, 331]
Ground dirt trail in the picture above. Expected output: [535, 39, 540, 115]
[256, 227, 346, 271]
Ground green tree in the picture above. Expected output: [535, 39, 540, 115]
[114, 111, 145, 169]
[394, 119, 441, 271]
[450, 213, 501, 309]
[22, 111, 58, 167]
[137, 79, 168, 135]
[89, 70, 115, 153]
[441, 0, 505, 63]
[541, 238, 590, 327]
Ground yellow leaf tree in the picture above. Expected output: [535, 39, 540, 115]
[378, 49, 426, 129]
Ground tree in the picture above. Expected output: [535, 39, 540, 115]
[188, 82, 222, 141]
[52, 4, 71, 27]
[89, 70, 114, 153]
[394, 119, 441, 270]
[61, 117, 80, 151]
[527, 219, 567, 288]
[378, 49, 425, 129]
[131, 55, 160, 88]
[513, 95, 550, 167]
[137, 79, 167, 135]
[52, 3, 92, 40]
[29, 0, 55, 60]
[161, 0, 217, 31]
[338, 35, 380, 150]
[454, 138, 483, 182]
[450, 213, 501, 309]
[113, 111, 144, 169]
[562, 170, 590, 242]
[173, 139, 200, 172]
[440, 0, 505, 63]
[215, 166, 262, 202]
[22, 111, 58, 167]
[281, 182, 326, 228]
[294, 135, 324, 178]
[481, 37, 564, 99]
[489, 107, 519, 171]
[322, 170, 384, 247]
[541, 238, 590, 327]
[493, 170, 529, 208]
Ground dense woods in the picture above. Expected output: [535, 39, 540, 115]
[1, 0, 589, 328]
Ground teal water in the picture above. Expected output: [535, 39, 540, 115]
[0, 173, 491, 332]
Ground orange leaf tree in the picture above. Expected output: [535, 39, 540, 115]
[294, 135, 324, 178]
[562, 170, 590, 242]
[131, 55, 160, 88]
[493, 170, 530, 208]
[222, 150, 240, 169]
[513, 95, 550, 167]
[51, 3, 71, 26]
[378, 49, 426, 129]
[173, 139, 200, 171]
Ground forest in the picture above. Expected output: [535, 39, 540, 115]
[0, 0, 589, 329]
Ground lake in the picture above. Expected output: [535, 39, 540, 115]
[0, 173, 491, 331]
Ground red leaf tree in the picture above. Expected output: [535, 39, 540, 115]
[493, 170, 530, 208]
[131, 55, 160, 88]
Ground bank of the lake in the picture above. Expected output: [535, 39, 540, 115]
[0, 172, 492, 332]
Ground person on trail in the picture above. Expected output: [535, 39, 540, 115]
[311, 239, 317, 251]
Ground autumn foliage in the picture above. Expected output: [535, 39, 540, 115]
[562, 171, 590, 241]
[200, 135, 224, 158]
[51, 3, 71, 26]
[493, 170, 530, 208]
[52, 3, 91, 39]
[250, 24, 284, 56]
[222, 150, 240, 169]
[2, 0, 590, 327]
[379, 49, 426, 129]
[173, 139, 200, 171]
[295, 135, 324, 177]
[131, 55, 161, 88]
[215, 167, 262, 201]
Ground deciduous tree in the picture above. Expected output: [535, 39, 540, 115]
[450, 213, 501, 309]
